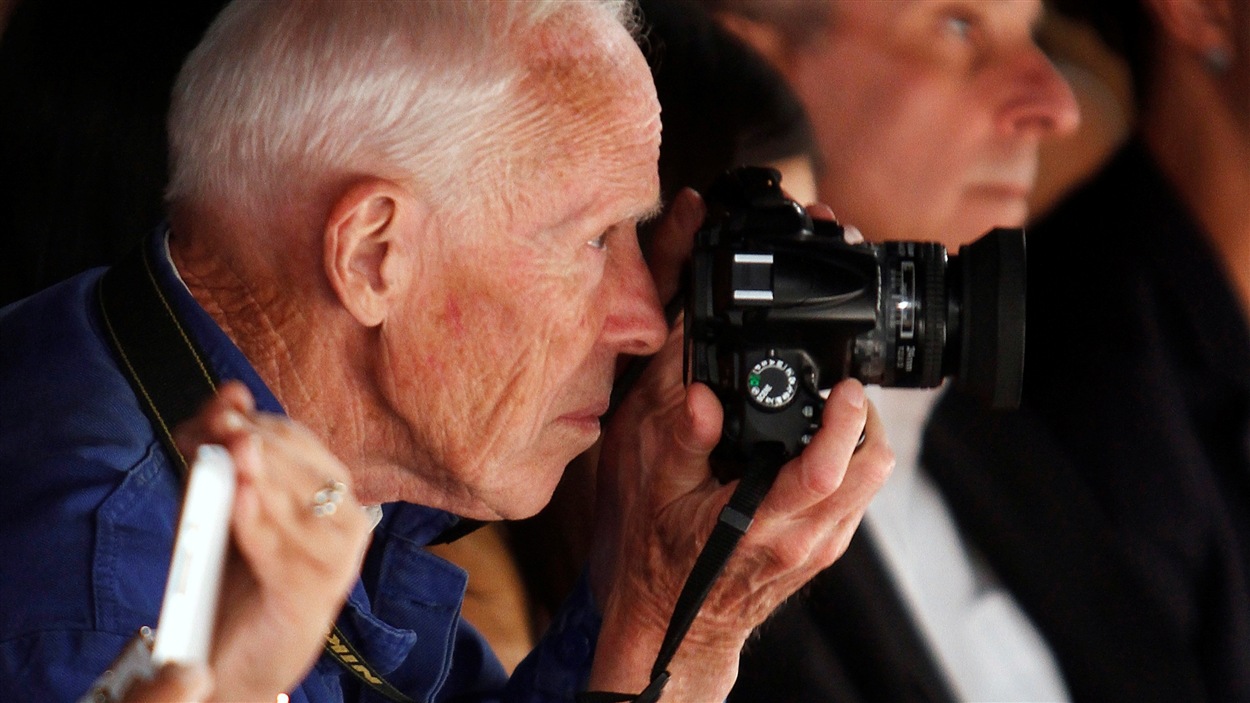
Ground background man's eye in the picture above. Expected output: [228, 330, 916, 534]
[945, 15, 973, 39]
[587, 233, 609, 250]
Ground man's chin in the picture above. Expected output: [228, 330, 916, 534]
[490, 456, 575, 520]
[491, 480, 564, 521]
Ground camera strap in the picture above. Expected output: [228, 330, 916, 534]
[98, 240, 414, 703]
[579, 442, 788, 703]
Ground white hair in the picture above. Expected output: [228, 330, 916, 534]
[166, 0, 637, 226]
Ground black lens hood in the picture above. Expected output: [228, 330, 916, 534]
[954, 228, 1026, 409]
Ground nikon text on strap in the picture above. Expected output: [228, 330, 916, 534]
[98, 240, 414, 703]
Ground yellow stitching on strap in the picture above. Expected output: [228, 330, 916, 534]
[141, 244, 217, 393]
[98, 290, 190, 473]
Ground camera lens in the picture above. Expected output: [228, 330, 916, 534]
[852, 229, 1025, 409]
[863, 242, 949, 389]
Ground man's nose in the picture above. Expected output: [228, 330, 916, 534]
[601, 237, 669, 357]
[997, 45, 1082, 138]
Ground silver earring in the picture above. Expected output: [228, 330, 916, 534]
[1206, 46, 1232, 75]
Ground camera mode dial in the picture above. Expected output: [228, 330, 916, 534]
[747, 357, 798, 410]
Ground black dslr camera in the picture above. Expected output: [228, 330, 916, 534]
[685, 167, 1025, 479]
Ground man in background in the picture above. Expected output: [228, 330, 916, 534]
[925, 0, 1250, 697]
[697, 1, 1083, 700]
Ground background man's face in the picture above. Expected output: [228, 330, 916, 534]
[1232, 1, 1250, 126]
[379, 16, 666, 520]
[783, 0, 1078, 248]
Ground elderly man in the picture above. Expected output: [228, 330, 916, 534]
[0, 1, 891, 701]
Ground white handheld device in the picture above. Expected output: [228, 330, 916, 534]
[78, 445, 236, 702]
[151, 443, 236, 665]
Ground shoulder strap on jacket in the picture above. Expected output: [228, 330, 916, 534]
[98, 241, 217, 474]
[98, 241, 415, 703]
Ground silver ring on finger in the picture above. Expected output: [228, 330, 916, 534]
[312, 479, 348, 517]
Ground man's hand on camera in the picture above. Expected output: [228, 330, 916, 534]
[586, 196, 893, 699]
[645, 188, 705, 306]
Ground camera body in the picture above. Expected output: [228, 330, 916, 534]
[684, 167, 1025, 478]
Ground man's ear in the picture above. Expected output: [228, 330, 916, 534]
[322, 178, 420, 328]
[714, 12, 792, 73]
[1146, 0, 1234, 60]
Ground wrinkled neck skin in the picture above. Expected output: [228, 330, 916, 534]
[166, 207, 479, 512]
[1142, 55, 1250, 324]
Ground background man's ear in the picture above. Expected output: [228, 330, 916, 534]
[1146, 0, 1234, 60]
[322, 179, 419, 327]
[714, 12, 791, 72]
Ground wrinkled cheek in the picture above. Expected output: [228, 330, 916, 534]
[466, 345, 555, 471]
[506, 288, 595, 356]
[443, 298, 467, 338]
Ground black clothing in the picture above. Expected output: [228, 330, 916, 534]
[729, 141, 1250, 702]
[926, 140, 1250, 701]
[732, 529, 956, 703]
[0, 0, 228, 306]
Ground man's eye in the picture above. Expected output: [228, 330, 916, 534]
[586, 232, 609, 250]
[944, 14, 974, 40]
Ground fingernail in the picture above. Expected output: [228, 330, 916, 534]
[838, 380, 866, 409]
[222, 409, 246, 432]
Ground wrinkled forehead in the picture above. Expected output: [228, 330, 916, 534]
[505, 10, 661, 221]
[521, 8, 660, 147]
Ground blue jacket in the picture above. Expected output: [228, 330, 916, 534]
[0, 231, 599, 702]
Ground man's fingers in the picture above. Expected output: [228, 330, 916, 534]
[647, 188, 704, 306]
[652, 319, 689, 391]
[787, 399, 892, 551]
[172, 380, 258, 467]
[805, 202, 837, 221]
[124, 662, 212, 703]
[712, 395, 890, 615]
[230, 420, 368, 545]
[796, 382, 893, 513]
[663, 383, 723, 474]
[757, 379, 877, 519]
